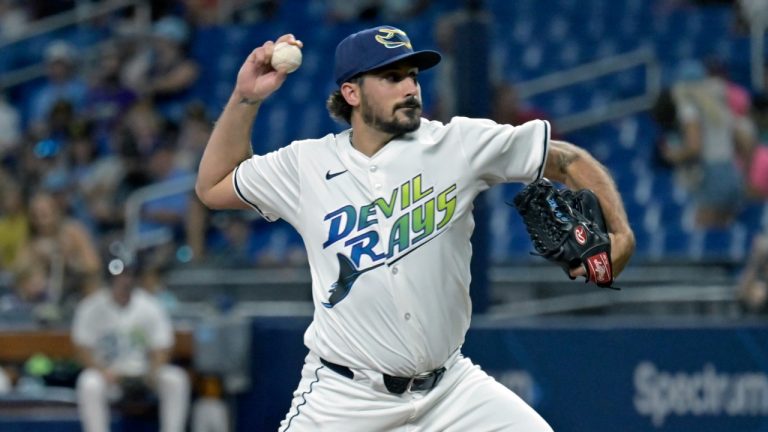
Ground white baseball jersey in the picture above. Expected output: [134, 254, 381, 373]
[72, 289, 174, 376]
[234, 116, 549, 377]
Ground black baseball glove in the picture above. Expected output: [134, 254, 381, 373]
[512, 178, 617, 289]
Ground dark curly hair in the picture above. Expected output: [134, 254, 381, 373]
[326, 76, 364, 124]
[326, 90, 352, 124]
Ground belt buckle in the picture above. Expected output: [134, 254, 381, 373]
[406, 371, 435, 393]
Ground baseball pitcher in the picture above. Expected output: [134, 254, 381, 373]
[196, 26, 635, 431]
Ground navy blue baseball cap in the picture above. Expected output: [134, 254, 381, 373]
[334, 26, 442, 86]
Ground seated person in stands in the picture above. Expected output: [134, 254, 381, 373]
[28, 40, 87, 136]
[0, 176, 28, 271]
[72, 257, 189, 432]
[14, 191, 101, 319]
[6, 263, 63, 324]
[123, 16, 199, 123]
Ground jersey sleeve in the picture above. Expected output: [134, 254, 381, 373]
[233, 144, 300, 223]
[455, 117, 550, 186]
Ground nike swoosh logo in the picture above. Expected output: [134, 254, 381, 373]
[325, 170, 348, 180]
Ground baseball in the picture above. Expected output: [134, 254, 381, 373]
[271, 41, 302, 73]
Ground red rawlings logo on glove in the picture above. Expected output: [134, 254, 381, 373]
[574, 225, 587, 245]
[586, 252, 612, 285]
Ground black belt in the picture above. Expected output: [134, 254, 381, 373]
[320, 358, 446, 394]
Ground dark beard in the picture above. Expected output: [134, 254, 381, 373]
[360, 95, 422, 135]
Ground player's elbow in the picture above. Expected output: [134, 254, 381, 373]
[195, 180, 245, 210]
[195, 182, 220, 209]
[544, 140, 590, 183]
[625, 229, 637, 255]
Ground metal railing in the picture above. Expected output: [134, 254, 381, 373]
[123, 174, 197, 259]
[516, 46, 662, 133]
[485, 285, 735, 319]
[0, 0, 150, 90]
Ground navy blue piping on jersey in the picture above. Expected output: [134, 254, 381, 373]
[535, 120, 550, 180]
[283, 365, 324, 431]
[233, 165, 270, 220]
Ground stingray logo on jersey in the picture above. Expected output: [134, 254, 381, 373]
[321, 174, 456, 307]
[374, 28, 412, 49]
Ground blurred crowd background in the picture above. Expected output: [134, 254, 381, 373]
[1, 0, 768, 321]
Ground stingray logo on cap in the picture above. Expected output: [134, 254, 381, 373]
[375, 28, 412, 49]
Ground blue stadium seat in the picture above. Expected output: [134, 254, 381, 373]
[662, 230, 693, 258]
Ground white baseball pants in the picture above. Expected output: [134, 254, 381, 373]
[76, 365, 190, 432]
[279, 351, 553, 432]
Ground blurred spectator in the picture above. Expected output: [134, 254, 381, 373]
[431, 12, 458, 122]
[430, 0, 491, 122]
[131, 139, 208, 268]
[14, 103, 78, 196]
[28, 40, 87, 135]
[0, 176, 28, 270]
[76, 130, 141, 248]
[0, 0, 30, 40]
[661, 60, 746, 228]
[123, 16, 200, 123]
[705, 60, 761, 199]
[15, 191, 101, 314]
[76, 117, 168, 252]
[206, 211, 259, 267]
[0, 93, 21, 159]
[186, 198, 208, 263]
[205, 212, 305, 267]
[738, 233, 768, 313]
[8, 263, 63, 324]
[82, 42, 138, 156]
[174, 101, 212, 171]
[72, 257, 189, 432]
[66, 121, 110, 230]
[743, 94, 768, 198]
[491, 82, 558, 136]
[651, 88, 685, 169]
[140, 143, 195, 241]
[12, 260, 49, 304]
[121, 97, 172, 157]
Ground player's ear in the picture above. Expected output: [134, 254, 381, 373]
[340, 81, 361, 107]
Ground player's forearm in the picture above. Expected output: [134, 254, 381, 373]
[196, 95, 259, 202]
[545, 140, 634, 238]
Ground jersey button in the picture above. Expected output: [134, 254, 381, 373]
[369, 165, 377, 172]
[391, 266, 399, 275]
[404, 313, 411, 320]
